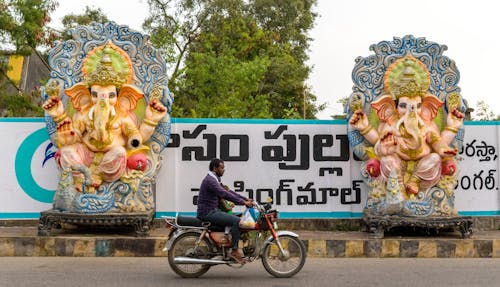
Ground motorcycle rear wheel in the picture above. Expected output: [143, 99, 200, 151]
[261, 235, 306, 278]
[168, 232, 211, 278]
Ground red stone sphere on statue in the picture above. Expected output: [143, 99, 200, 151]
[366, 158, 381, 178]
[127, 153, 148, 171]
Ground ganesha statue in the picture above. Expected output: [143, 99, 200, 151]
[347, 36, 469, 224]
[38, 22, 173, 235]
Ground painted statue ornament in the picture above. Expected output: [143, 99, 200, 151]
[40, 23, 173, 216]
[347, 36, 466, 218]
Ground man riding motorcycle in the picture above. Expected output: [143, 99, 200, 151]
[196, 158, 253, 264]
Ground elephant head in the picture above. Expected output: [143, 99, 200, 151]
[372, 60, 444, 152]
[65, 82, 143, 148]
[372, 92, 444, 153]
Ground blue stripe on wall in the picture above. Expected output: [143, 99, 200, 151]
[0, 213, 41, 219]
[0, 118, 44, 122]
[154, 211, 500, 219]
[458, 211, 500, 216]
[1, 211, 499, 219]
[464, 121, 500, 126]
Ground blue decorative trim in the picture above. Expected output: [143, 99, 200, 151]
[0, 118, 44, 122]
[348, 130, 365, 147]
[349, 35, 461, 111]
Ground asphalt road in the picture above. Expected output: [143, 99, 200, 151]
[0, 257, 498, 287]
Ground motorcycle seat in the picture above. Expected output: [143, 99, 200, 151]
[175, 216, 227, 232]
[177, 215, 204, 227]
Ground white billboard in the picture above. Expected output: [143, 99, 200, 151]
[1, 118, 498, 219]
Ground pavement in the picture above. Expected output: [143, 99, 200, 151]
[1, 220, 500, 258]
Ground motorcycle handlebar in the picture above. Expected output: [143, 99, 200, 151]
[251, 200, 273, 212]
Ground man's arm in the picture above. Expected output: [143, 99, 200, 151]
[222, 184, 247, 201]
[209, 178, 246, 205]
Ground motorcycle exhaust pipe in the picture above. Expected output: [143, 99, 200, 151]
[174, 257, 228, 265]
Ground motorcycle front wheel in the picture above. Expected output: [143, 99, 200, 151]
[167, 232, 211, 278]
[261, 235, 306, 278]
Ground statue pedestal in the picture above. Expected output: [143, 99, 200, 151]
[38, 210, 154, 237]
[363, 215, 473, 239]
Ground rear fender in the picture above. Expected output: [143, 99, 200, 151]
[164, 229, 204, 252]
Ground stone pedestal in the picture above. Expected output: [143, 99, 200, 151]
[38, 210, 154, 237]
[363, 215, 473, 239]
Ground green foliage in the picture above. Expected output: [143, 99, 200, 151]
[144, 0, 321, 119]
[60, 6, 109, 39]
[0, 0, 57, 54]
[0, 92, 43, 117]
[61, 6, 109, 28]
[472, 100, 497, 121]
[177, 52, 271, 118]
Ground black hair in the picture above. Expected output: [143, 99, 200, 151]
[209, 158, 224, 171]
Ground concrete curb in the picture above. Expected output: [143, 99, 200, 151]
[2, 218, 500, 258]
[1, 235, 499, 258]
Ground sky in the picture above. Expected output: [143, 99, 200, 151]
[50, 0, 500, 119]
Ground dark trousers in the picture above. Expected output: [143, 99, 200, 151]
[204, 210, 240, 249]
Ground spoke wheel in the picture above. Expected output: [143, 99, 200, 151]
[261, 235, 306, 278]
[168, 232, 211, 278]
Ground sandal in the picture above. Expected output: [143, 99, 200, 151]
[229, 250, 246, 265]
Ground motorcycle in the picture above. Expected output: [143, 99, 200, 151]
[163, 199, 307, 278]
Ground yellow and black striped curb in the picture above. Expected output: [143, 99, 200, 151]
[1, 237, 499, 258]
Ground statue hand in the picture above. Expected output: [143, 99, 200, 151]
[56, 118, 79, 146]
[349, 110, 369, 131]
[438, 146, 458, 158]
[446, 108, 464, 129]
[145, 99, 167, 123]
[43, 96, 65, 118]
[379, 131, 397, 155]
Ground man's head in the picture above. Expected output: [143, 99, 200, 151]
[209, 158, 225, 177]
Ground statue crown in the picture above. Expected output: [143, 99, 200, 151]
[86, 47, 127, 89]
[392, 66, 426, 99]
[393, 79, 426, 99]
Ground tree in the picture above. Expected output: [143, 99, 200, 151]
[143, 0, 214, 91]
[61, 6, 109, 33]
[473, 100, 497, 121]
[0, 0, 57, 54]
[0, 91, 44, 117]
[143, 0, 323, 119]
[250, 0, 322, 118]
[330, 96, 348, 120]
[0, 0, 56, 117]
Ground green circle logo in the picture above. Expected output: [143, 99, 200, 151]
[15, 128, 55, 203]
